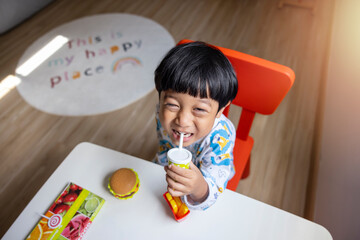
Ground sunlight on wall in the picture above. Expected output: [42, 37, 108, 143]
[315, 1, 360, 239]
[15, 35, 68, 76]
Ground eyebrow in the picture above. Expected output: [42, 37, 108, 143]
[197, 98, 212, 107]
[164, 93, 213, 107]
[163, 93, 176, 100]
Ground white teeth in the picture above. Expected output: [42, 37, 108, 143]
[175, 130, 192, 137]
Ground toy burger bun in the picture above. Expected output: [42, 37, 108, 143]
[108, 168, 140, 199]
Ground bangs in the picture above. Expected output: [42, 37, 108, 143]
[161, 64, 210, 99]
[155, 41, 238, 110]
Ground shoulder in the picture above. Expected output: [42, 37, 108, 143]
[199, 114, 235, 155]
[210, 114, 236, 140]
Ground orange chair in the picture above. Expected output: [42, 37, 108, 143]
[177, 39, 295, 191]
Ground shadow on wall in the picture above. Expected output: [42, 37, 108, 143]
[0, 0, 54, 34]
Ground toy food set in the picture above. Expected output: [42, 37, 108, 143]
[108, 168, 140, 199]
[163, 192, 190, 222]
[163, 133, 191, 221]
[27, 182, 105, 240]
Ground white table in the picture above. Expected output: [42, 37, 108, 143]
[3, 142, 332, 240]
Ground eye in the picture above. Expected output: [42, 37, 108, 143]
[164, 103, 179, 110]
[194, 107, 209, 113]
[193, 107, 209, 117]
[165, 103, 177, 107]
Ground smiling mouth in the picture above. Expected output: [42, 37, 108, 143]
[173, 129, 193, 138]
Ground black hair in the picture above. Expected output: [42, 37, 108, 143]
[154, 41, 238, 111]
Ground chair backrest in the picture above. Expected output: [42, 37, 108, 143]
[177, 39, 295, 141]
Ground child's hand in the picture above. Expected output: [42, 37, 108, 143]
[165, 161, 209, 203]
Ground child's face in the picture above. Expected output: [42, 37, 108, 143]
[159, 90, 225, 147]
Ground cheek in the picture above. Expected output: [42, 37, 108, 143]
[195, 118, 215, 136]
[160, 110, 174, 128]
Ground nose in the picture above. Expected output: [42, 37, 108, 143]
[176, 109, 192, 128]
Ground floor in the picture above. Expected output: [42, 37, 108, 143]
[0, 0, 334, 237]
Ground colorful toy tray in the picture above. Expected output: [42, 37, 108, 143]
[27, 182, 105, 240]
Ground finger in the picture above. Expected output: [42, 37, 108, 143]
[166, 175, 188, 193]
[188, 161, 202, 176]
[168, 164, 191, 177]
[166, 174, 184, 188]
[167, 186, 185, 197]
[166, 169, 189, 185]
[189, 161, 195, 168]
[188, 161, 198, 170]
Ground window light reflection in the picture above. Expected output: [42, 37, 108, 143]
[16, 35, 68, 76]
[0, 75, 21, 99]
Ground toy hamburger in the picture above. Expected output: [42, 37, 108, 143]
[108, 168, 140, 199]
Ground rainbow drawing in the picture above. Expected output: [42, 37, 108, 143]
[112, 57, 142, 73]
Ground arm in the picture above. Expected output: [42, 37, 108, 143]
[165, 136, 235, 210]
[184, 118, 236, 210]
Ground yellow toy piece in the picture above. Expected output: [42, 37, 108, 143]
[165, 193, 178, 214]
[170, 199, 178, 214]
[165, 192, 172, 200]
[177, 203, 189, 218]
[173, 196, 182, 207]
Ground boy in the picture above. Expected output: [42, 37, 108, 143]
[154, 41, 238, 210]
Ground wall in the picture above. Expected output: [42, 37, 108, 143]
[0, 0, 54, 34]
[314, 0, 360, 239]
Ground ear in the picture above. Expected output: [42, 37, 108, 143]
[216, 101, 231, 118]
